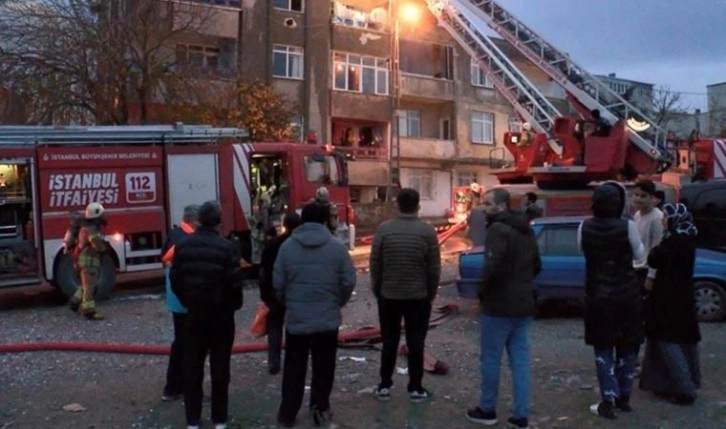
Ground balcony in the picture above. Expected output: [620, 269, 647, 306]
[400, 74, 455, 101]
[398, 137, 456, 160]
[334, 145, 387, 160]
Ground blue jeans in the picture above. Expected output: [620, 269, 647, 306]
[594, 346, 637, 403]
[479, 314, 532, 419]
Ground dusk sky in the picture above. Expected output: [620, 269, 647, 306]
[480, 0, 726, 110]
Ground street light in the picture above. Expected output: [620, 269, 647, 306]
[386, 1, 421, 202]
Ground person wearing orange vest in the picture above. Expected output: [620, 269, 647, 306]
[160, 204, 199, 402]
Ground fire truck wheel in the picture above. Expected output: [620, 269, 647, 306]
[54, 253, 117, 302]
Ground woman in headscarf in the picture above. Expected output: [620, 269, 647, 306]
[639, 203, 701, 405]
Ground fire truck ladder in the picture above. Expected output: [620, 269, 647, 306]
[448, 0, 671, 170]
[0, 123, 248, 144]
[428, 1, 562, 139]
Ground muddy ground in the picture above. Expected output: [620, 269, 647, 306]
[1, 261, 725, 429]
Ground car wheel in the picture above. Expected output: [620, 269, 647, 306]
[54, 253, 117, 302]
[693, 281, 726, 322]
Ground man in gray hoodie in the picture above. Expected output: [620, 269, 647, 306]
[273, 203, 356, 428]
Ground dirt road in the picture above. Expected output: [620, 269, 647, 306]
[1, 262, 725, 429]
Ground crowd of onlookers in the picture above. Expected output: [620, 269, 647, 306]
[149, 177, 700, 429]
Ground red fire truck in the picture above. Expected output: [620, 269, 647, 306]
[0, 124, 353, 299]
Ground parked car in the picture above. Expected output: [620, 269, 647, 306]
[679, 179, 726, 252]
[457, 216, 726, 322]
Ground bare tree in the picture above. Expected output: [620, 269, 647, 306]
[0, 0, 218, 124]
[652, 86, 687, 127]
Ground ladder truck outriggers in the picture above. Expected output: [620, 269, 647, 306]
[0, 124, 353, 299]
[427, 0, 674, 189]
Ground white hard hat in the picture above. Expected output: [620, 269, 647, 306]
[522, 122, 532, 131]
[84, 202, 105, 219]
[315, 186, 330, 202]
[470, 182, 481, 193]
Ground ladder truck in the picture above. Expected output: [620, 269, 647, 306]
[427, 0, 674, 189]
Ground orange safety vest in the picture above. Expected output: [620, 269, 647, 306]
[162, 222, 195, 265]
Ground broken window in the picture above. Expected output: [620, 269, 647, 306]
[332, 121, 385, 148]
[399, 40, 454, 80]
[332, 1, 388, 31]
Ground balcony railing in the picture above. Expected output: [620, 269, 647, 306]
[333, 145, 387, 160]
[400, 74, 455, 101]
[398, 137, 456, 160]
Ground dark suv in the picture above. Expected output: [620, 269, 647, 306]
[679, 179, 726, 252]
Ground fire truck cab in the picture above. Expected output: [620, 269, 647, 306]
[0, 124, 353, 299]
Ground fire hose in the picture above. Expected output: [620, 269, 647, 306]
[358, 220, 467, 246]
[0, 304, 460, 355]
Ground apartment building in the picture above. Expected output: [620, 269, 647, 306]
[143, 0, 565, 216]
[595, 72, 655, 115]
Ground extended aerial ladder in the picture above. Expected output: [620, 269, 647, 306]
[427, 0, 673, 186]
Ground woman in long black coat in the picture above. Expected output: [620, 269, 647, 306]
[640, 203, 701, 405]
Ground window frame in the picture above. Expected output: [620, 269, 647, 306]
[409, 169, 434, 200]
[456, 171, 478, 187]
[333, 52, 389, 96]
[273, 0, 304, 13]
[471, 111, 495, 145]
[470, 58, 493, 88]
[396, 110, 421, 138]
[176, 44, 221, 71]
[272, 44, 304, 80]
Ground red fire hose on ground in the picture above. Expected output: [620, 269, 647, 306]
[357, 220, 467, 247]
[0, 305, 460, 355]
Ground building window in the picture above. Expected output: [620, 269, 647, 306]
[274, 0, 303, 12]
[190, 0, 242, 7]
[440, 118, 452, 140]
[409, 169, 434, 200]
[332, 1, 388, 31]
[457, 171, 478, 187]
[470, 58, 493, 88]
[396, 110, 420, 138]
[471, 111, 494, 144]
[399, 40, 454, 80]
[333, 53, 389, 95]
[272, 45, 304, 79]
[176, 44, 220, 71]
[290, 115, 304, 142]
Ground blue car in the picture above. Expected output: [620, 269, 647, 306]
[457, 216, 726, 322]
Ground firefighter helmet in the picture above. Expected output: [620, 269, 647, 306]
[315, 186, 330, 203]
[84, 202, 105, 219]
[522, 122, 532, 131]
[470, 182, 482, 194]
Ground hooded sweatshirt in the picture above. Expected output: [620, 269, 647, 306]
[478, 210, 542, 317]
[273, 222, 356, 335]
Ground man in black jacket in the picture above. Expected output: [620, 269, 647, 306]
[466, 188, 541, 429]
[260, 212, 301, 375]
[171, 201, 244, 429]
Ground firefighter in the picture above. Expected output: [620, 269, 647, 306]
[68, 202, 108, 320]
[517, 122, 534, 148]
[314, 186, 339, 235]
[468, 182, 484, 211]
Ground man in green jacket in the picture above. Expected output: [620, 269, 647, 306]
[370, 188, 441, 403]
[466, 188, 541, 429]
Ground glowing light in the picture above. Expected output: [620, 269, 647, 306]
[399, 3, 422, 24]
[627, 117, 651, 132]
[112, 233, 123, 242]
